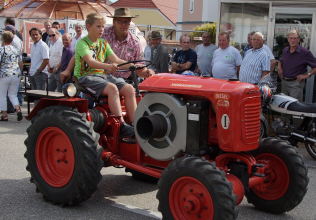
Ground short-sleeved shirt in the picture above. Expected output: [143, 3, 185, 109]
[280, 46, 316, 78]
[102, 26, 142, 78]
[0, 45, 21, 77]
[49, 38, 63, 68]
[195, 44, 217, 76]
[239, 47, 270, 84]
[60, 46, 74, 72]
[74, 36, 113, 78]
[173, 48, 197, 74]
[212, 46, 242, 80]
[30, 39, 49, 76]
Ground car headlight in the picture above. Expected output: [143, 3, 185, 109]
[62, 83, 77, 97]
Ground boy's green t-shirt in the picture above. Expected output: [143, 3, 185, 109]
[74, 36, 114, 78]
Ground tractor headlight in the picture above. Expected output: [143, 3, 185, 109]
[62, 83, 77, 97]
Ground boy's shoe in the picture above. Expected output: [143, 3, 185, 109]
[120, 122, 135, 138]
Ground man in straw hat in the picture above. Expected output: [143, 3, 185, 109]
[103, 8, 154, 78]
[149, 31, 169, 73]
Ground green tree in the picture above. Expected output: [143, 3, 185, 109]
[191, 23, 216, 43]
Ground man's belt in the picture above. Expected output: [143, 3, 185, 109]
[283, 77, 297, 81]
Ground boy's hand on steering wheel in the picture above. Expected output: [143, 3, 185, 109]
[136, 68, 154, 78]
[105, 63, 118, 73]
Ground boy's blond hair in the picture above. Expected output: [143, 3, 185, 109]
[1, 31, 14, 44]
[85, 13, 105, 26]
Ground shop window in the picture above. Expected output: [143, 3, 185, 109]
[220, 3, 269, 54]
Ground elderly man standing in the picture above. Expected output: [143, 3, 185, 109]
[171, 34, 197, 74]
[70, 24, 83, 51]
[42, 21, 52, 45]
[47, 28, 63, 91]
[278, 30, 316, 101]
[212, 32, 242, 80]
[195, 32, 217, 76]
[239, 32, 270, 84]
[150, 31, 169, 73]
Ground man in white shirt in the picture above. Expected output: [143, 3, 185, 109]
[195, 32, 217, 76]
[212, 32, 242, 80]
[29, 28, 49, 90]
[47, 28, 63, 91]
[70, 24, 83, 51]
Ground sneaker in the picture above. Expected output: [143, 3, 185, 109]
[120, 122, 135, 138]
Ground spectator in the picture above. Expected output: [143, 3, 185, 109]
[195, 32, 217, 76]
[74, 13, 141, 137]
[70, 24, 84, 51]
[42, 21, 52, 45]
[52, 21, 64, 35]
[278, 29, 316, 101]
[171, 34, 197, 74]
[4, 25, 23, 54]
[243, 31, 276, 71]
[4, 17, 23, 41]
[143, 33, 152, 61]
[239, 32, 270, 84]
[0, 31, 23, 121]
[60, 8, 153, 82]
[54, 33, 73, 91]
[212, 32, 242, 80]
[29, 27, 49, 90]
[150, 31, 169, 73]
[47, 28, 63, 91]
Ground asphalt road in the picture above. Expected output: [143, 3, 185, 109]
[0, 106, 316, 220]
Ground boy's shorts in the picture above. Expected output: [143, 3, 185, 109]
[78, 74, 126, 97]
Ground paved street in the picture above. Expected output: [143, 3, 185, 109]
[0, 106, 316, 220]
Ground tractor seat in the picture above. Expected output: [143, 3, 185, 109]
[288, 101, 316, 113]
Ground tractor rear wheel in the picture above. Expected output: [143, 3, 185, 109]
[246, 137, 308, 214]
[157, 156, 236, 220]
[24, 106, 103, 205]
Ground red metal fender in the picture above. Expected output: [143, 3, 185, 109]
[26, 98, 89, 120]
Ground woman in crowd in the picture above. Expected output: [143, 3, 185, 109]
[0, 31, 23, 121]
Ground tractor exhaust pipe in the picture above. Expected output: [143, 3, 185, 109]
[136, 114, 168, 139]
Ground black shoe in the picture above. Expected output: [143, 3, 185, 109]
[17, 111, 23, 121]
[120, 123, 134, 138]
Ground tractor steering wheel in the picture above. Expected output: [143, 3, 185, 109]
[117, 60, 151, 96]
[117, 60, 151, 71]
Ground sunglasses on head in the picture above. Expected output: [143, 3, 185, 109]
[49, 34, 56, 37]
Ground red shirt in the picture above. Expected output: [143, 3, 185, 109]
[102, 26, 142, 78]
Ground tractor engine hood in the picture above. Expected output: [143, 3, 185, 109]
[140, 73, 256, 98]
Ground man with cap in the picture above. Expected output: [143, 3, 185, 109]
[102, 7, 154, 78]
[150, 31, 169, 73]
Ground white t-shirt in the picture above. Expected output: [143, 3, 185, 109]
[212, 46, 242, 80]
[70, 35, 83, 51]
[30, 39, 49, 76]
[195, 44, 217, 76]
[12, 35, 23, 55]
[49, 37, 63, 69]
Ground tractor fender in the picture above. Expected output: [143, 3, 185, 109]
[26, 98, 89, 120]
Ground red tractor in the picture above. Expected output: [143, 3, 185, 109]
[24, 62, 308, 220]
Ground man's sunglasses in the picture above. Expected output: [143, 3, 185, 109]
[49, 34, 56, 37]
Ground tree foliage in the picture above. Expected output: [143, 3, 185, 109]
[191, 23, 216, 43]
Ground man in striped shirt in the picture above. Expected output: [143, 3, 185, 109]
[239, 32, 270, 84]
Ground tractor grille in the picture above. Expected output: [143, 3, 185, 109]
[241, 97, 261, 143]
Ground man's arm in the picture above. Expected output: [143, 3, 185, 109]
[37, 59, 49, 73]
[60, 56, 74, 83]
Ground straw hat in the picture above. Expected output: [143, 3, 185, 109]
[108, 8, 138, 18]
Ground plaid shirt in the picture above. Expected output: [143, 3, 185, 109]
[102, 26, 142, 78]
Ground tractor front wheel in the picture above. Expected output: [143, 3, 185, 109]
[246, 137, 308, 214]
[24, 106, 103, 205]
[157, 156, 236, 220]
